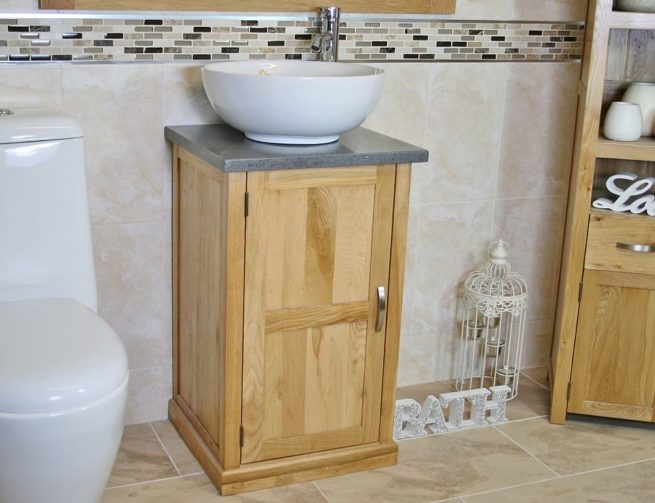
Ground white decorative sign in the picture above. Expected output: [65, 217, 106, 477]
[393, 386, 510, 440]
[592, 173, 655, 216]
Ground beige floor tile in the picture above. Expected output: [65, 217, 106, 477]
[315, 427, 555, 503]
[496, 415, 655, 475]
[107, 424, 178, 488]
[103, 474, 328, 502]
[521, 366, 548, 388]
[504, 377, 549, 421]
[462, 459, 655, 503]
[151, 420, 203, 475]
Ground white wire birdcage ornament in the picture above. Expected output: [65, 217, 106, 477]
[456, 240, 528, 400]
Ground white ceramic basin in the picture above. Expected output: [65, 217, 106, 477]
[201, 61, 384, 145]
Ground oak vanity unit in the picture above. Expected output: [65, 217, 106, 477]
[550, 0, 655, 425]
[164, 124, 428, 495]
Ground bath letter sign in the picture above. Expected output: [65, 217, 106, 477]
[592, 173, 655, 216]
[393, 386, 510, 440]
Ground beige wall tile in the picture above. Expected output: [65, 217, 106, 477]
[362, 63, 429, 147]
[125, 367, 164, 425]
[2, 0, 37, 11]
[521, 318, 554, 369]
[450, 0, 514, 19]
[163, 64, 218, 127]
[93, 222, 164, 370]
[397, 332, 445, 386]
[0, 66, 63, 109]
[62, 65, 165, 225]
[493, 196, 567, 320]
[497, 63, 579, 199]
[513, 0, 588, 21]
[412, 63, 508, 205]
[411, 200, 494, 336]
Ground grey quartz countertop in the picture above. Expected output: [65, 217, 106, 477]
[164, 124, 429, 172]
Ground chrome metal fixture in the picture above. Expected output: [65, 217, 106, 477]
[311, 6, 340, 61]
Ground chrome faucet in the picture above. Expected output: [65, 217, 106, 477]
[311, 6, 340, 62]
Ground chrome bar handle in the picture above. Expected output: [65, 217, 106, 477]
[375, 286, 386, 332]
[616, 242, 655, 253]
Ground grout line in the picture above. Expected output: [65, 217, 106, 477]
[504, 414, 549, 424]
[105, 473, 195, 491]
[149, 422, 182, 477]
[443, 474, 563, 501]
[433, 496, 467, 503]
[549, 457, 655, 479]
[520, 370, 550, 391]
[312, 481, 333, 503]
[440, 457, 655, 501]
[492, 425, 562, 478]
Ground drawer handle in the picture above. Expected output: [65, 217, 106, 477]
[375, 286, 386, 332]
[616, 242, 655, 253]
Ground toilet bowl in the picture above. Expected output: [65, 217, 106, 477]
[0, 108, 129, 503]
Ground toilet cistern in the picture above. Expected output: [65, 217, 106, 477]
[311, 6, 340, 61]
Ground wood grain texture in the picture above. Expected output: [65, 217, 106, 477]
[596, 136, 655, 161]
[241, 165, 395, 463]
[568, 269, 655, 421]
[550, 0, 610, 425]
[40, 0, 456, 13]
[379, 165, 411, 442]
[586, 211, 655, 275]
[176, 149, 222, 446]
[173, 147, 246, 468]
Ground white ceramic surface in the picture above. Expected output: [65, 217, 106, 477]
[0, 375, 128, 503]
[0, 298, 128, 413]
[0, 110, 129, 503]
[603, 101, 642, 141]
[201, 60, 384, 144]
[622, 82, 655, 136]
[0, 110, 97, 309]
[616, 0, 655, 13]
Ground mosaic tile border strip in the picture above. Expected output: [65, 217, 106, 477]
[0, 16, 584, 63]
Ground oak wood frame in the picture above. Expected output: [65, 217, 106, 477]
[549, 0, 655, 424]
[39, 0, 456, 14]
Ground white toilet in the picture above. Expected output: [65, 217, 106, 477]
[0, 108, 129, 503]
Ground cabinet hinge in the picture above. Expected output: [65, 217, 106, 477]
[578, 282, 583, 303]
[244, 192, 249, 217]
[239, 425, 244, 447]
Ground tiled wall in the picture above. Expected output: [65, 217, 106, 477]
[0, 15, 583, 62]
[0, 0, 587, 423]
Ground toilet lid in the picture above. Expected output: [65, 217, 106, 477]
[0, 298, 129, 414]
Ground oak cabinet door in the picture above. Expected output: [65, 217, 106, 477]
[241, 166, 395, 463]
[568, 269, 655, 421]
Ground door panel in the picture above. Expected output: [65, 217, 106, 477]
[569, 269, 655, 421]
[241, 166, 395, 463]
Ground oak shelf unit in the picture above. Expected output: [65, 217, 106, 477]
[596, 136, 655, 161]
[550, 0, 655, 425]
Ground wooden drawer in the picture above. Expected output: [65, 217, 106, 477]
[585, 211, 655, 275]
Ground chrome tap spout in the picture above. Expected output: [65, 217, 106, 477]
[312, 6, 340, 61]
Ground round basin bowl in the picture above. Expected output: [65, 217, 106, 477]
[201, 61, 384, 145]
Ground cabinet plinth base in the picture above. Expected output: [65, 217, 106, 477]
[168, 399, 399, 496]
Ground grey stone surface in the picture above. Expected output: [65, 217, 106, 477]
[165, 124, 429, 172]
